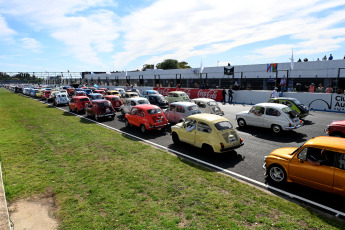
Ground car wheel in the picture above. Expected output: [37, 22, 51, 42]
[202, 144, 214, 154]
[140, 124, 146, 133]
[237, 118, 246, 127]
[271, 124, 282, 134]
[172, 132, 180, 144]
[121, 109, 125, 116]
[110, 115, 115, 120]
[268, 165, 286, 183]
[125, 119, 130, 127]
[69, 106, 72, 112]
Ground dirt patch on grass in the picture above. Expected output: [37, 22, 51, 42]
[8, 187, 58, 230]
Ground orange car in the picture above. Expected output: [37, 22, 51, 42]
[69, 96, 91, 113]
[264, 136, 345, 197]
[104, 95, 123, 111]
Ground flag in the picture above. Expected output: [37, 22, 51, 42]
[200, 59, 204, 74]
[267, 63, 278, 72]
[106, 71, 111, 75]
[289, 49, 294, 70]
[125, 70, 127, 76]
[94, 84, 98, 88]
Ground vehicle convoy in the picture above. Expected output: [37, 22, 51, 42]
[264, 136, 345, 197]
[236, 103, 303, 134]
[125, 104, 169, 133]
[268, 97, 309, 119]
[69, 96, 91, 113]
[325, 120, 345, 137]
[164, 102, 201, 124]
[85, 99, 115, 121]
[171, 114, 243, 154]
[165, 91, 191, 103]
[192, 98, 224, 116]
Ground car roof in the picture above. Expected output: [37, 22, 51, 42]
[104, 95, 120, 98]
[128, 97, 148, 101]
[254, 103, 288, 109]
[92, 99, 108, 103]
[89, 93, 103, 95]
[72, 96, 89, 99]
[133, 104, 159, 110]
[168, 91, 186, 94]
[270, 97, 298, 101]
[304, 136, 345, 153]
[186, 113, 229, 123]
[192, 98, 215, 102]
[170, 102, 196, 106]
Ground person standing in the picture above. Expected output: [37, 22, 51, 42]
[221, 87, 227, 104]
[270, 87, 278, 98]
[329, 54, 333, 60]
[308, 83, 315, 93]
[325, 85, 333, 93]
[228, 86, 234, 104]
[317, 83, 323, 93]
[322, 55, 327, 61]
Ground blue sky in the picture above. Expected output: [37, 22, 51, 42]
[1, 0, 345, 73]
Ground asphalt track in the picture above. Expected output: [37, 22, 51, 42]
[33, 96, 345, 219]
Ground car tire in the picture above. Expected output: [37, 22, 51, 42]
[330, 132, 344, 138]
[237, 118, 246, 127]
[121, 109, 125, 116]
[202, 144, 214, 154]
[69, 106, 72, 112]
[172, 132, 180, 144]
[140, 124, 146, 133]
[125, 119, 130, 127]
[110, 115, 115, 120]
[268, 165, 286, 183]
[271, 124, 282, 134]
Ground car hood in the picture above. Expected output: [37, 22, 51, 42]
[268, 147, 297, 160]
[236, 110, 249, 116]
[171, 122, 183, 129]
[331, 120, 345, 127]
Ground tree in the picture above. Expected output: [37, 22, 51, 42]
[156, 59, 191, 70]
[142, 64, 154, 71]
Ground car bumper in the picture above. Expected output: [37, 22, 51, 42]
[149, 123, 170, 129]
[219, 142, 244, 152]
[284, 124, 302, 130]
[98, 113, 115, 117]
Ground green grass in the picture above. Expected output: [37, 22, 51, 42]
[0, 88, 344, 229]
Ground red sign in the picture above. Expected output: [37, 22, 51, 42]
[154, 87, 223, 101]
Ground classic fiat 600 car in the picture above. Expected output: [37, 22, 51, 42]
[104, 95, 123, 111]
[165, 91, 191, 103]
[264, 136, 345, 197]
[141, 90, 159, 97]
[85, 99, 115, 121]
[121, 92, 140, 104]
[268, 97, 309, 119]
[125, 104, 169, 133]
[325, 120, 345, 137]
[145, 94, 169, 109]
[192, 98, 224, 116]
[53, 93, 69, 106]
[106, 90, 121, 97]
[75, 91, 87, 96]
[164, 102, 201, 124]
[236, 103, 302, 134]
[120, 97, 150, 115]
[88, 93, 103, 101]
[69, 96, 91, 113]
[171, 114, 243, 154]
[93, 89, 106, 95]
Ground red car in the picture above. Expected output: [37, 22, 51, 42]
[75, 91, 87, 96]
[69, 96, 91, 113]
[104, 95, 123, 111]
[94, 89, 106, 95]
[125, 104, 169, 133]
[325, 120, 345, 137]
[67, 87, 75, 96]
[85, 99, 115, 121]
[42, 90, 51, 101]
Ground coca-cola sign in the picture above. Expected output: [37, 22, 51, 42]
[154, 87, 223, 101]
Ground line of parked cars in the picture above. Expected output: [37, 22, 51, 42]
[6, 84, 345, 197]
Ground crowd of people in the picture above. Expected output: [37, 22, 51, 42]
[296, 54, 341, 62]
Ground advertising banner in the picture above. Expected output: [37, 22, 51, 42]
[154, 87, 223, 101]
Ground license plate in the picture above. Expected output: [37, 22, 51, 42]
[157, 119, 162, 122]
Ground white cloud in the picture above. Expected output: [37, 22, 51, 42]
[20, 37, 41, 51]
[0, 15, 16, 38]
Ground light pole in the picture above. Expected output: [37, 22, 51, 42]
[217, 61, 219, 66]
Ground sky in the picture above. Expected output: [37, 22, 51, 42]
[1, 0, 345, 73]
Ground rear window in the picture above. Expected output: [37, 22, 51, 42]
[97, 101, 111, 107]
[282, 107, 293, 113]
[214, 121, 233, 130]
[187, 105, 200, 111]
[147, 108, 162, 114]
[79, 98, 89, 102]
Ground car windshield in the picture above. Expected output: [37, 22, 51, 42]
[156, 95, 166, 102]
[97, 101, 111, 108]
[111, 98, 119, 101]
[282, 107, 293, 113]
[187, 105, 199, 111]
[138, 100, 149, 104]
[94, 95, 102, 99]
[214, 121, 233, 130]
[147, 108, 162, 114]
[291, 99, 302, 105]
[79, 98, 89, 102]
[207, 101, 217, 106]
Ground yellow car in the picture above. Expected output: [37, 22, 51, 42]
[264, 136, 345, 197]
[107, 90, 121, 97]
[166, 91, 191, 103]
[171, 114, 243, 154]
[36, 89, 45, 99]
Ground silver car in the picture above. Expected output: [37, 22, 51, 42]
[192, 98, 224, 116]
[164, 102, 202, 124]
[120, 97, 150, 115]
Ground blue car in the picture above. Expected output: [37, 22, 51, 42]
[141, 90, 159, 97]
[88, 93, 103, 101]
[83, 88, 93, 96]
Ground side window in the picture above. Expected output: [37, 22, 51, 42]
[250, 106, 265, 116]
[70, 98, 74, 103]
[131, 101, 136, 106]
[286, 102, 293, 107]
[266, 108, 281, 116]
[197, 122, 212, 133]
[168, 93, 173, 98]
[169, 105, 176, 111]
[138, 109, 145, 117]
[335, 153, 345, 170]
[198, 102, 206, 108]
[173, 93, 179, 98]
[298, 147, 308, 160]
[132, 108, 137, 115]
[176, 106, 185, 113]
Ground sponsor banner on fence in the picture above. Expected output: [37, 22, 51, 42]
[154, 87, 223, 101]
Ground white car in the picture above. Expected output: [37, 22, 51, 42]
[235, 103, 302, 134]
[120, 97, 150, 115]
[53, 93, 69, 106]
[164, 102, 202, 124]
[192, 98, 224, 116]
[121, 92, 140, 104]
[114, 87, 126, 97]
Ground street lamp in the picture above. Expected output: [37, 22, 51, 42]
[217, 61, 219, 66]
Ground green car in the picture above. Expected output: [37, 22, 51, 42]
[268, 97, 309, 119]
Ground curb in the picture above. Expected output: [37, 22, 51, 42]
[0, 161, 11, 230]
